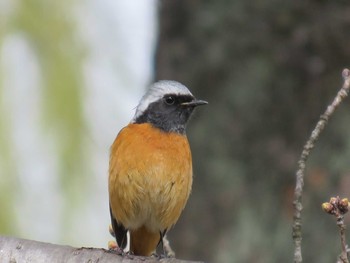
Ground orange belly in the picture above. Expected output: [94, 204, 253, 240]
[109, 123, 193, 253]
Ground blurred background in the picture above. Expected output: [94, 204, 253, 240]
[1, 0, 350, 262]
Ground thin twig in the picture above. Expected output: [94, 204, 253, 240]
[322, 197, 350, 263]
[293, 69, 350, 263]
[337, 216, 349, 263]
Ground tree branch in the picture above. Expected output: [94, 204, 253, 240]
[0, 236, 203, 263]
[292, 68, 350, 263]
[322, 196, 350, 263]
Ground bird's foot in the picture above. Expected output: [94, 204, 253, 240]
[152, 252, 174, 259]
[123, 251, 138, 260]
[108, 245, 139, 260]
[108, 241, 125, 255]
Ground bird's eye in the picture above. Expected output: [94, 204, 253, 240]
[164, 96, 175, 105]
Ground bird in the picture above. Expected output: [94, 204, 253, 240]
[108, 80, 207, 256]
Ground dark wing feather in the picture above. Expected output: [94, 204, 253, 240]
[109, 204, 128, 249]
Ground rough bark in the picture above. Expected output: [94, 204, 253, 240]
[0, 236, 202, 263]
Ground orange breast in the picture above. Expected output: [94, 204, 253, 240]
[109, 123, 193, 233]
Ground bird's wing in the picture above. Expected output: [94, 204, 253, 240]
[109, 204, 128, 249]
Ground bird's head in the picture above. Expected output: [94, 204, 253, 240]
[132, 80, 207, 134]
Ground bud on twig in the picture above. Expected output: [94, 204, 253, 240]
[322, 196, 349, 217]
[322, 202, 334, 214]
[322, 196, 350, 263]
[339, 198, 349, 214]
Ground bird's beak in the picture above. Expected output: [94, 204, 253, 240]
[181, 99, 208, 107]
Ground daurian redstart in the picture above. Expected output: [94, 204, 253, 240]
[108, 80, 207, 256]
